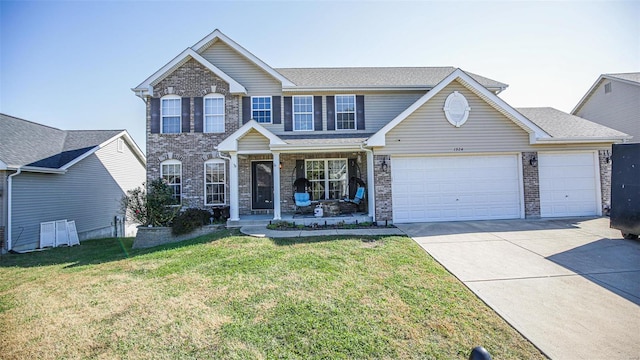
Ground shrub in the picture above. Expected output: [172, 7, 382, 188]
[121, 179, 180, 227]
[172, 208, 212, 235]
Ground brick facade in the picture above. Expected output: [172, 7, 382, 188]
[598, 149, 612, 213]
[522, 151, 541, 218]
[146, 59, 239, 209]
[373, 155, 392, 222]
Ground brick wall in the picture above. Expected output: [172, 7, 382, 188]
[522, 152, 540, 218]
[374, 155, 392, 222]
[238, 154, 273, 215]
[146, 59, 240, 209]
[598, 149, 612, 213]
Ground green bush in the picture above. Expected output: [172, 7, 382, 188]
[172, 208, 212, 235]
[121, 179, 180, 227]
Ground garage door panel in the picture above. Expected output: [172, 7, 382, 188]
[392, 155, 521, 223]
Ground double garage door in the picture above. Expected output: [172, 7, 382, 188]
[391, 153, 599, 223]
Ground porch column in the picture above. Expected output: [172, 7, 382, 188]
[272, 152, 281, 220]
[366, 150, 376, 220]
[229, 151, 240, 221]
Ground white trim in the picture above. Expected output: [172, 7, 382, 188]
[366, 68, 550, 147]
[117, 138, 124, 153]
[132, 48, 247, 97]
[229, 152, 240, 221]
[160, 159, 182, 204]
[292, 95, 314, 131]
[334, 94, 357, 130]
[204, 159, 227, 206]
[250, 96, 273, 124]
[216, 120, 285, 152]
[161, 95, 182, 134]
[572, 74, 640, 114]
[282, 85, 507, 93]
[204, 93, 225, 133]
[272, 152, 281, 220]
[60, 131, 146, 172]
[305, 158, 348, 200]
[191, 29, 295, 87]
[535, 137, 629, 144]
[443, 91, 471, 127]
[517, 153, 525, 219]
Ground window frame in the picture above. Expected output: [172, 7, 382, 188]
[161, 95, 182, 134]
[334, 94, 357, 130]
[204, 93, 225, 133]
[251, 96, 272, 124]
[160, 159, 182, 205]
[204, 159, 226, 206]
[305, 158, 348, 201]
[292, 95, 314, 131]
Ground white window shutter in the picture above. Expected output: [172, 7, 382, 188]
[55, 220, 69, 247]
[67, 221, 80, 246]
[40, 221, 56, 248]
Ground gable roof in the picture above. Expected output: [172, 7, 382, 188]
[216, 120, 286, 153]
[132, 48, 247, 97]
[572, 72, 640, 114]
[0, 113, 145, 172]
[367, 68, 549, 147]
[276, 67, 508, 92]
[517, 107, 631, 142]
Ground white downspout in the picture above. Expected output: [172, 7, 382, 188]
[7, 168, 22, 251]
[360, 145, 376, 222]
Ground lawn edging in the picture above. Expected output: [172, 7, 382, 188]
[133, 224, 223, 249]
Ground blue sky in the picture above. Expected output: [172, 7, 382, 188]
[1, 1, 638, 150]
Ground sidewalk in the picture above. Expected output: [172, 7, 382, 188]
[240, 225, 406, 238]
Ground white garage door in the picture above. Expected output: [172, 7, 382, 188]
[539, 152, 599, 217]
[392, 155, 522, 223]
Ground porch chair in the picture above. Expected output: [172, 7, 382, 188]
[345, 177, 366, 206]
[293, 177, 312, 212]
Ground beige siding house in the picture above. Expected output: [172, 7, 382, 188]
[132, 29, 630, 227]
[573, 73, 640, 143]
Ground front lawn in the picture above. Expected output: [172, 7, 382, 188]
[0, 230, 544, 359]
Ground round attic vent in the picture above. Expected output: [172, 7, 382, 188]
[443, 91, 471, 127]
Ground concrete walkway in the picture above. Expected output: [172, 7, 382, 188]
[398, 217, 640, 360]
[240, 225, 405, 238]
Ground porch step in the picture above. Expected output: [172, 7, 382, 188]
[227, 214, 373, 228]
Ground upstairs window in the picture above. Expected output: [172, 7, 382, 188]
[335, 95, 356, 130]
[293, 95, 314, 131]
[205, 160, 226, 205]
[160, 160, 181, 204]
[252, 96, 272, 123]
[204, 94, 225, 133]
[161, 95, 181, 134]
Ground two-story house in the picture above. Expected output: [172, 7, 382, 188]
[133, 29, 630, 225]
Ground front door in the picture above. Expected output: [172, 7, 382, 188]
[252, 161, 274, 209]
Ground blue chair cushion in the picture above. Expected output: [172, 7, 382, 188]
[353, 187, 365, 204]
[294, 192, 311, 207]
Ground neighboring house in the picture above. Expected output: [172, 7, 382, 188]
[572, 73, 640, 143]
[0, 114, 146, 252]
[132, 29, 630, 226]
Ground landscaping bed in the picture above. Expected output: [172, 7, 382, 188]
[267, 220, 395, 231]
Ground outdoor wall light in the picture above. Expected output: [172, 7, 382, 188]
[605, 150, 611, 163]
[279, 162, 283, 169]
[529, 155, 538, 167]
[381, 159, 388, 172]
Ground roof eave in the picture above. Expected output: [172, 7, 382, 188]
[270, 143, 364, 153]
[535, 136, 631, 144]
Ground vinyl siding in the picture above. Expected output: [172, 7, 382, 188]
[95, 138, 145, 193]
[576, 79, 640, 143]
[10, 141, 145, 251]
[238, 129, 270, 152]
[200, 41, 282, 96]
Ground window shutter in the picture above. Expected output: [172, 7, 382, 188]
[296, 160, 305, 179]
[272, 96, 281, 124]
[348, 158, 358, 198]
[242, 97, 251, 124]
[326, 96, 335, 131]
[181, 97, 191, 133]
[284, 96, 293, 131]
[314, 96, 323, 131]
[194, 97, 203, 133]
[356, 95, 365, 130]
[150, 98, 160, 134]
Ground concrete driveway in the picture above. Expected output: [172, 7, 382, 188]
[397, 217, 640, 360]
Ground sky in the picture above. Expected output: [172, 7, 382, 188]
[1, 1, 638, 150]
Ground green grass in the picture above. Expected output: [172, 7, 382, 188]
[0, 230, 544, 359]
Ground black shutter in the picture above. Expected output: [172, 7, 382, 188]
[272, 96, 281, 124]
[284, 96, 293, 131]
[326, 96, 335, 131]
[242, 97, 251, 124]
[296, 160, 305, 179]
[356, 95, 365, 130]
[150, 98, 160, 133]
[181, 97, 191, 133]
[314, 96, 323, 131]
[348, 158, 357, 198]
[193, 97, 203, 133]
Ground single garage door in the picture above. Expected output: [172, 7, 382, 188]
[392, 155, 522, 223]
[538, 152, 599, 217]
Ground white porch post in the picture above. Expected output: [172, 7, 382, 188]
[272, 152, 281, 220]
[229, 151, 240, 221]
[366, 150, 376, 221]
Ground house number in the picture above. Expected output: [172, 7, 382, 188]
[453, 147, 464, 152]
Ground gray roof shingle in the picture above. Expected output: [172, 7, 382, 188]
[516, 107, 631, 139]
[275, 67, 507, 89]
[0, 113, 124, 169]
[606, 72, 640, 85]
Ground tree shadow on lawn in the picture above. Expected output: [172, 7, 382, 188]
[0, 229, 236, 269]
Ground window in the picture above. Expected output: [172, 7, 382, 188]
[161, 160, 181, 204]
[335, 95, 356, 130]
[293, 95, 314, 131]
[604, 82, 612, 94]
[161, 95, 181, 133]
[252, 96, 272, 123]
[205, 160, 226, 205]
[305, 159, 348, 200]
[204, 94, 225, 133]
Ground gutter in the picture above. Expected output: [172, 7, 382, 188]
[534, 137, 631, 144]
[7, 168, 22, 251]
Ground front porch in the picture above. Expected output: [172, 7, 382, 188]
[227, 212, 373, 228]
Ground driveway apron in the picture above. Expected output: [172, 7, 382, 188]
[398, 217, 640, 360]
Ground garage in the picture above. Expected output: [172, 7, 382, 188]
[538, 152, 600, 217]
[391, 155, 522, 223]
